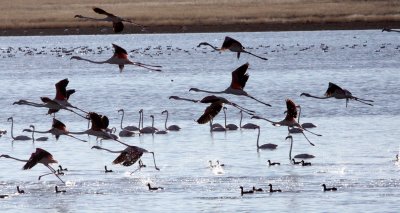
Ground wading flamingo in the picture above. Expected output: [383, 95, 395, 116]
[0, 148, 64, 183]
[70, 44, 162, 72]
[7, 117, 31, 141]
[189, 63, 271, 107]
[251, 99, 321, 146]
[285, 135, 315, 163]
[300, 82, 374, 107]
[240, 110, 259, 129]
[23, 118, 87, 142]
[255, 126, 278, 150]
[74, 7, 146, 33]
[28, 125, 49, 142]
[161, 110, 181, 131]
[118, 109, 139, 131]
[222, 107, 238, 130]
[197, 36, 268, 60]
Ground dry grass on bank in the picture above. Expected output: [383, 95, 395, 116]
[1, 0, 400, 30]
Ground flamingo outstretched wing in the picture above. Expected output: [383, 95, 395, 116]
[230, 63, 249, 90]
[113, 147, 144, 166]
[325, 82, 344, 97]
[93, 7, 116, 17]
[197, 103, 223, 124]
[23, 148, 56, 170]
[55, 78, 69, 101]
[285, 99, 298, 120]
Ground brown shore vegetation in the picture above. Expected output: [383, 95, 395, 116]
[1, 0, 400, 35]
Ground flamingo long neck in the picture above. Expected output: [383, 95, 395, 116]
[199, 42, 221, 51]
[2, 156, 28, 162]
[68, 130, 88, 135]
[75, 16, 108, 22]
[209, 120, 213, 132]
[256, 127, 260, 148]
[192, 88, 224, 94]
[223, 108, 227, 127]
[245, 94, 271, 107]
[239, 111, 243, 128]
[76, 57, 107, 64]
[18, 101, 45, 108]
[9, 119, 15, 139]
[96, 147, 122, 153]
[164, 111, 169, 130]
[151, 116, 154, 128]
[30, 127, 35, 142]
[297, 106, 302, 123]
[289, 137, 293, 161]
[120, 110, 124, 129]
[304, 93, 330, 99]
[140, 111, 144, 129]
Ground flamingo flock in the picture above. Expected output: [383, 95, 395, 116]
[1, 10, 384, 197]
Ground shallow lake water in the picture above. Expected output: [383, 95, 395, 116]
[0, 30, 399, 212]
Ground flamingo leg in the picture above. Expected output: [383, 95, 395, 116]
[132, 63, 162, 72]
[300, 132, 315, 146]
[303, 128, 322, 137]
[46, 165, 65, 184]
[38, 172, 54, 180]
[149, 152, 160, 170]
[243, 50, 268, 60]
[246, 94, 272, 107]
[353, 98, 373, 106]
[65, 134, 87, 142]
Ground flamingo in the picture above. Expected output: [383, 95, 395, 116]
[239, 110, 259, 129]
[139, 113, 157, 134]
[197, 36, 268, 60]
[70, 44, 162, 72]
[285, 135, 315, 162]
[189, 63, 271, 107]
[91, 143, 160, 172]
[321, 184, 337, 191]
[22, 118, 87, 142]
[74, 7, 146, 33]
[13, 79, 87, 118]
[268, 184, 282, 192]
[169, 95, 254, 115]
[222, 107, 238, 130]
[382, 28, 400, 33]
[251, 99, 321, 146]
[161, 110, 181, 131]
[68, 112, 117, 140]
[28, 125, 49, 142]
[118, 109, 140, 131]
[0, 148, 64, 183]
[255, 126, 278, 150]
[287, 105, 316, 134]
[300, 82, 374, 107]
[7, 117, 31, 141]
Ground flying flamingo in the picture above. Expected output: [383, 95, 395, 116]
[13, 79, 87, 118]
[255, 126, 278, 150]
[0, 148, 64, 183]
[169, 95, 255, 115]
[68, 112, 120, 141]
[285, 135, 315, 163]
[382, 28, 400, 33]
[70, 44, 162, 72]
[189, 63, 271, 107]
[300, 82, 374, 107]
[118, 109, 139, 131]
[91, 143, 160, 173]
[28, 125, 49, 142]
[74, 7, 146, 33]
[7, 117, 31, 141]
[222, 107, 238, 130]
[239, 110, 258, 129]
[251, 99, 321, 146]
[197, 36, 268, 60]
[22, 118, 87, 142]
[161, 110, 181, 131]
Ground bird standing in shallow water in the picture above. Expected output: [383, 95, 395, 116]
[198, 36, 268, 60]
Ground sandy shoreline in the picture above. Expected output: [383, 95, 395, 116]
[1, 0, 400, 36]
[1, 20, 400, 37]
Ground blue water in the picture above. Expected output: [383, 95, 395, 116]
[0, 30, 399, 212]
